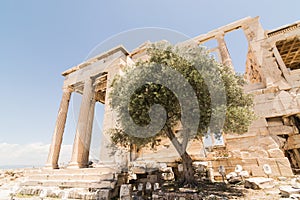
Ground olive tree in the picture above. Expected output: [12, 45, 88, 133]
[108, 42, 255, 186]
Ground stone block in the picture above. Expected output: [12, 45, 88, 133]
[158, 163, 167, 169]
[226, 171, 237, 178]
[161, 172, 175, 181]
[159, 166, 173, 173]
[98, 189, 110, 200]
[138, 183, 143, 191]
[257, 158, 281, 177]
[249, 149, 269, 158]
[147, 175, 158, 183]
[192, 161, 208, 170]
[240, 170, 250, 178]
[277, 79, 291, 90]
[131, 166, 146, 174]
[254, 101, 275, 117]
[120, 184, 132, 200]
[242, 158, 258, 166]
[282, 117, 292, 125]
[138, 178, 149, 183]
[251, 166, 266, 177]
[279, 186, 300, 198]
[178, 188, 198, 193]
[259, 127, 270, 136]
[267, 148, 285, 158]
[228, 176, 242, 184]
[257, 136, 279, 149]
[241, 151, 251, 159]
[229, 158, 243, 166]
[231, 150, 242, 158]
[243, 164, 258, 176]
[178, 164, 184, 172]
[145, 182, 152, 190]
[285, 135, 300, 150]
[276, 157, 294, 177]
[278, 91, 293, 111]
[291, 178, 300, 189]
[267, 118, 283, 127]
[244, 177, 274, 189]
[251, 118, 268, 128]
[153, 183, 160, 191]
[268, 125, 294, 135]
[193, 161, 208, 168]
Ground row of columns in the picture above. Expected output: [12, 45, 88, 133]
[46, 77, 96, 169]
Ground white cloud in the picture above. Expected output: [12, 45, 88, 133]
[0, 143, 72, 167]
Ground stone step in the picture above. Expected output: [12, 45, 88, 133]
[20, 180, 116, 189]
[16, 186, 112, 199]
[24, 166, 118, 176]
[27, 173, 115, 182]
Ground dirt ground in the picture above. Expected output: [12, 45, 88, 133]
[197, 181, 287, 200]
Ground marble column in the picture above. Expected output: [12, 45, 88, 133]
[82, 94, 96, 166]
[216, 33, 234, 69]
[45, 86, 72, 169]
[69, 78, 95, 168]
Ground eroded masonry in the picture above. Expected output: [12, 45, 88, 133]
[46, 16, 300, 178]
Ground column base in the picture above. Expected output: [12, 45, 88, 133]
[67, 162, 88, 169]
[44, 163, 59, 169]
[97, 161, 116, 166]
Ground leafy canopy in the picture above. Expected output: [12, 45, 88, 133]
[108, 43, 255, 149]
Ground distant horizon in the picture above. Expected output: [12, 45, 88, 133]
[0, 164, 42, 170]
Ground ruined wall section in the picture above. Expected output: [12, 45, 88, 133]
[226, 18, 300, 177]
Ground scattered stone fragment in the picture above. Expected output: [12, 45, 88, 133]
[291, 178, 300, 189]
[229, 176, 243, 184]
[178, 164, 184, 172]
[120, 184, 132, 200]
[290, 194, 300, 199]
[153, 183, 160, 191]
[240, 170, 250, 178]
[131, 166, 146, 174]
[280, 186, 300, 198]
[245, 177, 274, 189]
[278, 177, 288, 181]
[178, 187, 198, 193]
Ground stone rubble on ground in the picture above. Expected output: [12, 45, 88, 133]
[291, 177, 300, 189]
[5, 168, 300, 199]
[226, 169, 250, 184]
[244, 177, 275, 189]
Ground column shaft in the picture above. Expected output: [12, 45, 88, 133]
[45, 86, 72, 169]
[82, 97, 96, 165]
[216, 33, 234, 69]
[69, 78, 95, 168]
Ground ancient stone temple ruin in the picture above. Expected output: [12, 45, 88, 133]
[18, 16, 300, 199]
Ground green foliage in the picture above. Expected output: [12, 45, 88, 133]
[108, 42, 255, 149]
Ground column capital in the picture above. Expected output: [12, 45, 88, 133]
[215, 31, 234, 70]
[91, 72, 105, 81]
[215, 31, 226, 39]
[62, 85, 74, 93]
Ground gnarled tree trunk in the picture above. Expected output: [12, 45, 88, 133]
[166, 126, 197, 187]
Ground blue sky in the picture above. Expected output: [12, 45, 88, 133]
[0, 0, 299, 166]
